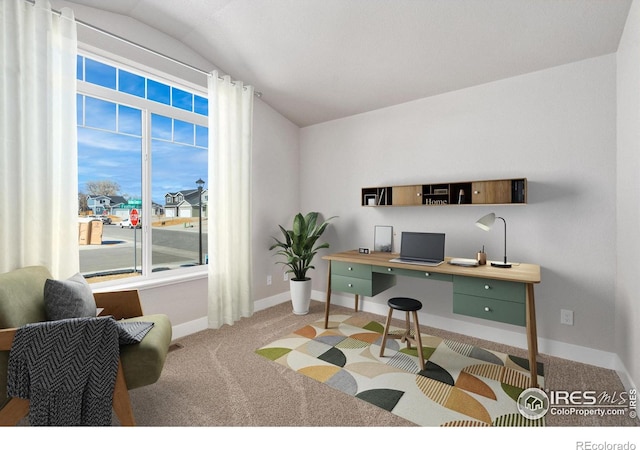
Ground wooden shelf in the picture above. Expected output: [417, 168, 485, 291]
[362, 178, 526, 207]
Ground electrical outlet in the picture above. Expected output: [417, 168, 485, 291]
[283, 272, 288, 281]
[561, 309, 574, 325]
[267, 275, 272, 286]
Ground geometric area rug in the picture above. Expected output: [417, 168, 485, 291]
[256, 314, 545, 426]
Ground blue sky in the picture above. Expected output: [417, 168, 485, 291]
[77, 56, 208, 205]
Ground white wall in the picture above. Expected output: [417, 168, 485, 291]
[300, 55, 618, 360]
[616, 0, 640, 390]
[53, 0, 214, 87]
[252, 100, 300, 301]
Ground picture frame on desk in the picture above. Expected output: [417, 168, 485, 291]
[374, 225, 393, 252]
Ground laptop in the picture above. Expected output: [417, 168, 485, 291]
[389, 232, 445, 266]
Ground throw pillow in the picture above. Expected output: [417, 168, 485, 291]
[44, 273, 97, 320]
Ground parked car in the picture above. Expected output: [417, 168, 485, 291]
[119, 217, 141, 228]
[89, 215, 112, 225]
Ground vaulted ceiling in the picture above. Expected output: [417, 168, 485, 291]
[60, 0, 632, 127]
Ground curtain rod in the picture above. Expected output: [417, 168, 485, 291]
[27, 0, 262, 98]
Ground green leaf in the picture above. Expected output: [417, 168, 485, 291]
[269, 212, 337, 279]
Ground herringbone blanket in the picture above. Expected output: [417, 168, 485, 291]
[117, 320, 154, 345]
[7, 317, 120, 426]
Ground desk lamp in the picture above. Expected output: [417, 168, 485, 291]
[475, 212, 511, 268]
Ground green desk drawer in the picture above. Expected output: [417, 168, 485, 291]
[453, 276, 525, 303]
[332, 261, 372, 279]
[453, 293, 525, 326]
[331, 274, 396, 297]
[373, 265, 452, 282]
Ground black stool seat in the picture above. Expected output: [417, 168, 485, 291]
[388, 297, 422, 312]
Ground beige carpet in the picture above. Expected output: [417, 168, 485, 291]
[122, 300, 638, 427]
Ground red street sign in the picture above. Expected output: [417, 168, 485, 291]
[130, 209, 139, 226]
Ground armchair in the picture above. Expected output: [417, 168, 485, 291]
[0, 266, 172, 426]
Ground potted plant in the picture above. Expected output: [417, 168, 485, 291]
[270, 212, 336, 315]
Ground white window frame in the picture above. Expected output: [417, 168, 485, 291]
[77, 49, 209, 291]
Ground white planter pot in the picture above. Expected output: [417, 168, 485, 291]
[290, 278, 312, 315]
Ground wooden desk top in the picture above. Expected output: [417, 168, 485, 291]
[323, 250, 541, 284]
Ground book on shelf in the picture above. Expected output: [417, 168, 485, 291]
[512, 180, 525, 203]
[377, 188, 386, 205]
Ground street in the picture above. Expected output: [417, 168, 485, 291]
[79, 221, 208, 276]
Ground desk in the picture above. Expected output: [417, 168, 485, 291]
[322, 250, 542, 387]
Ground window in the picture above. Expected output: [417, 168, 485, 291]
[77, 53, 209, 283]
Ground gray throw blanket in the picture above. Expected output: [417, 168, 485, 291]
[6, 317, 154, 426]
[117, 320, 155, 345]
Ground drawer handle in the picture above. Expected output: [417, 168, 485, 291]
[348, 283, 353, 287]
[348, 267, 353, 271]
[424, 273, 430, 277]
[474, 190, 480, 194]
[484, 306, 491, 312]
[387, 268, 393, 272]
[484, 285, 491, 290]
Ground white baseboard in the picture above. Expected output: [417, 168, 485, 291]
[170, 291, 291, 340]
[613, 355, 639, 393]
[172, 289, 636, 394]
[171, 316, 208, 340]
[254, 291, 292, 312]
[313, 290, 631, 377]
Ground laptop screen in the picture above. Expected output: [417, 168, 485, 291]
[400, 232, 445, 262]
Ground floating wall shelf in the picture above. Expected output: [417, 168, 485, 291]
[362, 178, 526, 207]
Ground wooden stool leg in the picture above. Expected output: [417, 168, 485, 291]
[404, 311, 411, 349]
[412, 310, 425, 371]
[379, 307, 394, 357]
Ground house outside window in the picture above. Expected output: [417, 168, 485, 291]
[77, 53, 209, 283]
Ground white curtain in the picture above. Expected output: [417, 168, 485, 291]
[207, 72, 254, 328]
[0, 0, 78, 278]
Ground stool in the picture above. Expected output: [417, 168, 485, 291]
[379, 297, 425, 371]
